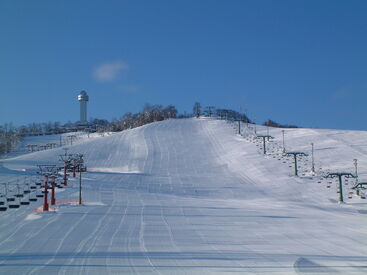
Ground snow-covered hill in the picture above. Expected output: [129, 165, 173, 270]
[0, 118, 366, 274]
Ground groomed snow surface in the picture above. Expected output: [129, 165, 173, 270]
[0, 118, 366, 274]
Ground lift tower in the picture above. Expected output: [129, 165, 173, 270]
[256, 135, 274, 154]
[285, 152, 308, 176]
[326, 172, 356, 203]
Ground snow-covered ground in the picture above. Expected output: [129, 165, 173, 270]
[0, 118, 366, 274]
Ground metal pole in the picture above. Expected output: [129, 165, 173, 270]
[79, 169, 82, 205]
[294, 155, 298, 176]
[338, 175, 344, 203]
[282, 130, 285, 153]
[263, 137, 266, 154]
[354, 159, 358, 184]
[238, 120, 241, 135]
[254, 117, 257, 134]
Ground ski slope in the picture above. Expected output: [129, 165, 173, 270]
[0, 118, 366, 274]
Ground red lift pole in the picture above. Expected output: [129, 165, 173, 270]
[43, 174, 49, 211]
[50, 175, 56, 205]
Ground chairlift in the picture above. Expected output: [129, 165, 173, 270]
[361, 193, 366, 199]
[0, 206, 7, 211]
[30, 185, 37, 190]
[20, 200, 30, 205]
[29, 191, 37, 201]
[7, 197, 15, 202]
[8, 200, 20, 208]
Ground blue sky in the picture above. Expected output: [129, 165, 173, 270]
[1, 0, 366, 130]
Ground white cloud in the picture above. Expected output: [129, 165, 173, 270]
[93, 61, 128, 82]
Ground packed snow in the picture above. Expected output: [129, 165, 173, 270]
[0, 118, 366, 274]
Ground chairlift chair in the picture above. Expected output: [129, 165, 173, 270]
[8, 199, 20, 208]
[20, 199, 30, 205]
[360, 192, 366, 199]
[29, 191, 37, 201]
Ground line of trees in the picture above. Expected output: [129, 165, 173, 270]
[192, 102, 252, 122]
[263, 119, 298, 128]
[108, 104, 178, 131]
[0, 124, 21, 156]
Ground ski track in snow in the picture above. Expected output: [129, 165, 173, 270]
[0, 118, 366, 274]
